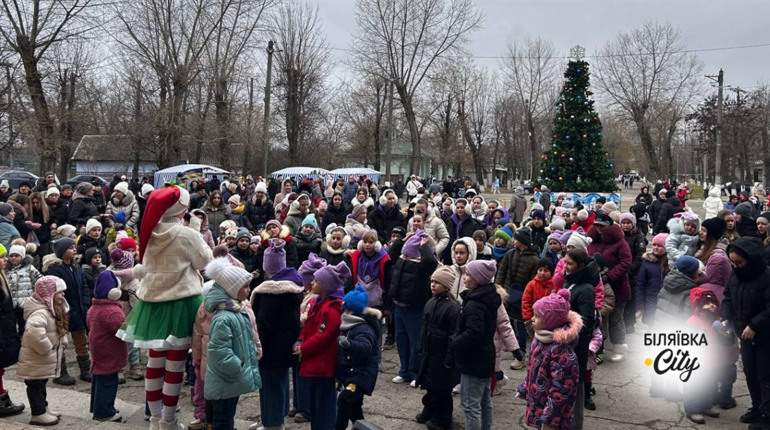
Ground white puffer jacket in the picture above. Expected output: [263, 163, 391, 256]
[17, 298, 67, 380]
[6, 256, 42, 308]
[702, 187, 724, 220]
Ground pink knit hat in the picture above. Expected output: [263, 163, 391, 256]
[652, 233, 669, 247]
[533, 289, 572, 330]
[110, 248, 134, 269]
[465, 260, 497, 285]
[619, 212, 636, 227]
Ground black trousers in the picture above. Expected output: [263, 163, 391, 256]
[741, 339, 770, 415]
[336, 388, 365, 430]
[420, 389, 453, 427]
[25, 379, 48, 416]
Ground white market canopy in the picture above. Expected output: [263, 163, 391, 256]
[154, 164, 230, 188]
[271, 166, 330, 182]
[330, 168, 383, 183]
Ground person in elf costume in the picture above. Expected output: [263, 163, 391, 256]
[117, 186, 213, 430]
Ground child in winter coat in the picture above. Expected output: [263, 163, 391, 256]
[544, 231, 563, 266]
[492, 225, 513, 264]
[415, 266, 460, 430]
[77, 218, 110, 268]
[585, 325, 603, 411]
[522, 258, 560, 335]
[108, 247, 143, 381]
[683, 287, 734, 424]
[347, 230, 392, 307]
[203, 257, 262, 430]
[703, 187, 724, 220]
[335, 285, 381, 430]
[6, 244, 41, 331]
[320, 224, 350, 267]
[635, 234, 669, 326]
[295, 262, 350, 430]
[87, 271, 127, 422]
[665, 212, 700, 266]
[473, 230, 493, 260]
[492, 284, 521, 397]
[620, 212, 647, 333]
[17, 276, 68, 426]
[519, 290, 582, 430]
[295, 214, 323, 263]
[81, 247, 106, 306]
[453, 260, 502, 430]
[104, 211, 136, 246]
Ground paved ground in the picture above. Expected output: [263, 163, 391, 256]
[1, 187, 743, 430]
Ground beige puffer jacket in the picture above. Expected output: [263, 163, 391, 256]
[16, 298, 67, 380]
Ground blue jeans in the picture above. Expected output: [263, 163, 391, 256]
[90, 373, 119, 418]
[293, 362, 311, 418]
[717, 363, 737, 404]
[395, 305, 423, 379]
[301, 376, 336, 430]
[515, 320, 528, 355]
[211, 396, 239, 430]
[460, 373, 492, 430]
[259, 366, 290, 426]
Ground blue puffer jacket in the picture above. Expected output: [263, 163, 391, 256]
[0, 215, 20, 250]
[335, 308, 382, 396]
[204, 286, 262, 400]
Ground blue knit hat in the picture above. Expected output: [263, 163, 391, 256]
[113, 211, 127, 226]
[676, 255, 700, 277]
[302, 213, 319, 232]
[495, 226, 514, 242]
[342, 285, 368, 315]
[531, 209, 546, 221]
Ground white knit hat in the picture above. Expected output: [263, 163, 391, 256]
[141, 183, 154, 196]
[8, 244, 25, 259]
[113, 182, 129, 195]
[566, 233, 592, 251]
[86, 218, 102, 233]
[46, 187, 60, 198]
[255, 182, 267, 194]
[228, 194, 241, 205]
[205, 257, 251, 299]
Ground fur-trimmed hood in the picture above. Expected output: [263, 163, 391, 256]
[251, 279, 304, 296]
[533, 310, 583, 345]
[351, 197, 374, 209]
[642, 251, 663, 263]
[42, 254, 68, 272]
[451, 237, 477, 265]
[111, 189, 136, 206]
[340, 307, 382, 331]
[260, 225, 293, 244]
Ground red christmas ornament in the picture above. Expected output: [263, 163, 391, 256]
[561, 153, 566, 158]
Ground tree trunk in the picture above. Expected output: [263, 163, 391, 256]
[373, 84, 384, 171]
[458, 101, 484, 185]
[285, 68, 301, 165]
[763, 119, 770, 187]
[526, 110, 538, 176]
[396, 85, 421, 176]
[19, 47, 57, 174]
[661, 117, 679, 179]
[631, 109, 660, 179]
[215, 77, 230, 170]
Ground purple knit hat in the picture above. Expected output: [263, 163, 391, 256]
[402, 230, 427, 259]
[264, 238, 287, 274]
[110, 248, 134, 269]
[547, 229, 563, 244]
[465, 260, 497, 285]
[533, 289, 572, 330]
[314, 262, 351, 299]
[299, 253, 327, 285]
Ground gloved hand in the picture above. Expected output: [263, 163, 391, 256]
[338, 335, 350, 349]
[601, 274, 610, 285]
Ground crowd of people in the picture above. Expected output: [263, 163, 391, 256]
[0, 171, 767, 430]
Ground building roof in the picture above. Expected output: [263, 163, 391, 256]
[71, 135, 156, 162]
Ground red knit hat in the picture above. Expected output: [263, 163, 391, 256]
[138, 186, 189, 262]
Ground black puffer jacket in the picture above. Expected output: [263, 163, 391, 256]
[388, 242, 438, 309]
[243, 197, 275, 232]
[0, 274, 21, 368]
[452, 283, 501, 378]
[229, 246, 259, 274]
[653, 196, 683, 234]
[367, 204, 406, 244]
[336, 309, 382, 396]
[416, 295, 460, 390]
[624, 228, 647, 282]
[250, 277, 304, 368]
[563, 261, 597, 382]
[68, 194, 99, 228]
[321, 199, 349, 236]
[722, 237, 770, 345]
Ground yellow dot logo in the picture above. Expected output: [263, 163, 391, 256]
[644, 358, 653, 367]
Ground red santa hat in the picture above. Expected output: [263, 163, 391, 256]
[138, 185, 190, 263]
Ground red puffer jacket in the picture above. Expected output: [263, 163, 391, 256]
[587, 224, 632, 302]
[298, 296, 342, 378]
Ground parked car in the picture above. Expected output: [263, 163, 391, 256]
[0, 171, 39, 190]
[66, 175, 108, 188]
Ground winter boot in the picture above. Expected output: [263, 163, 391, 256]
[608, 343, 628, 362]
[29, 412, 59, 426]
[53, 356, 76, 386]
[159, 418, 185, 430]
[0, 392, 25, 417]
[77, 355, 92, 382]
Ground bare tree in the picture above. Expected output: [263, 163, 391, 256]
[500, 36, 559, 176]
[594, 21, 703, 180]
[352, 0, 482, 175]
[0, 0, 98, 173]
[269, 0, 331, 165]
[452, 61, 493, 184]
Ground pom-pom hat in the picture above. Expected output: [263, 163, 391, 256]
[94, 270, 123, 301]
[138, 186, 190, 262]
[205, 257, 252, 299]
[342, 285, 369, 315]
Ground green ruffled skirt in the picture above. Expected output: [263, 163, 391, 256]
[117, 295, 203, 350]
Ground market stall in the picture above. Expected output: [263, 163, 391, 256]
[153, 164, 230, 188]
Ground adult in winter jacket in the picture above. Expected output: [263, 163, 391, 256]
[695, 218, 731, 302]
[619, 213, 647, 333]
[203, 191, 232, 241]
[509, 187, 528, 226]
[342, 177, 360, 204]
[283, 194, 311, 236]
[406, 176, 422, 199]
[105, 182, 140, 231]
[45, 188, 68, 228]
[250, 259, 304, 430]
[67, 182, 100, 230]
[242, 183, 274, 233]
[0, 243, 24, 418]
[653, 191, 683, 234]
[321, 192, 348, 236]
[703, 187, 724, 220]
[586, 215, 632, 361]
[406, 199, 448, 255]
[635, 186, 653, 207]
[0, 204, 20, 251]
[721, 237, 770, 427]
[368, 189, 407, 245]
[448, 199, 482, 246]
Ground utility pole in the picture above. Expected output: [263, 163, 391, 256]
[261, 40, 274, 177]
[706, 69, 724, 186]
[385, 79, 394, 182]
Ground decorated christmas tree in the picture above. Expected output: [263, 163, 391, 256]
[539, 46, 616, 192]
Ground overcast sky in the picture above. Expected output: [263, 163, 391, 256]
[311, 0, 770, 93]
